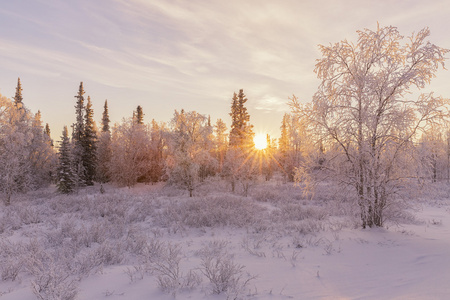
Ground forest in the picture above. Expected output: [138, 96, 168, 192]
[1, 24, 450, 299]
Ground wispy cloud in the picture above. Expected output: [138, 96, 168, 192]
[1, 0, 449, 137]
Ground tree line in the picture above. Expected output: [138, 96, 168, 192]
[1, 24, 449, 228]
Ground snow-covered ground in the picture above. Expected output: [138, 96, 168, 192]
[1, 181, 449, 299]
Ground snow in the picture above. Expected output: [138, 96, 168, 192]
[1, 182, 450, 299]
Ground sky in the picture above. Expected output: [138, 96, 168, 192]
[1, 0, 450, 141]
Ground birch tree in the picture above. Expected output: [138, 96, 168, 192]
[290, 25, 450, 228]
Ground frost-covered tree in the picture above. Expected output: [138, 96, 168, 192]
[277, 113, 307, 182]
[30, 110, 55, 188]
[82, 96, 97, 185]
[109, 118, 151, 187]
[166, 110, 214, 196]
[148, 119, 167, 183]
[0, 92, 53, 204]
[290, 25, 450, 228]
[56, 126, 76, 194]
[214, 118, 228, 173]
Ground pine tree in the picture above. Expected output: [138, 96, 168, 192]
[44, 123, 54, 147]
[102, 100, 110, 132]
[13, 77, 23, 109]
[97, 100, 111, 183]
[57, 126, 76, 194]
[228, 89, 254, 149]
[82, 96, 97, 185]
[135, 105, 144, 125]
[71, 82, 85, 186]
[229, 92, 239, 147]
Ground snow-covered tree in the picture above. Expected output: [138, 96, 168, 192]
[109, 118, 151, 187]
[166, 110, 214, 196]
[290, 25, 450, 228]
[56, 126, 76, 194]
[0, 91, 54, 204]
[214, 118, 228, 173]
[148, 119, 167, 183]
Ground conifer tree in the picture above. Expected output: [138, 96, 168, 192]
[13, 77, 23, 109]
[135, 105, 144, 125]
[228, 89, 254, 149]
[97, 100, 111, 183]
[72, 82, 86, 186]
[102, 100, 110, 132]
[57, 126, 76, 194]
[44, 123, 54, 147]
[82, 96, 97, 185]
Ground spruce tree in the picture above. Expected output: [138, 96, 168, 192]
[135, 105, 144, 125]
[102, 100, 110, 132]
[82, 96, 97, 185]
[228, 89, 253, 149]
[72, 82, 86, 186]
[97, 100, 111, 183]
[57, 126, 76, 194]
[44, 123, 54, 147]
[13, 77, 23, 109]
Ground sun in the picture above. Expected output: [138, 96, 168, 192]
[254, 134, 267, 150]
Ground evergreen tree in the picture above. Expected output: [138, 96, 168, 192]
[13, 77, 23, 109]
[72, 82, 86, 186]
[97, 100, 111, 183]
[56, 126, 76, 194]
[229, 92, 239, 147]
[102, 100, 110, 132]
[44, 123, 54, 147]
[228, 89, 254, 149]
[82, 96, 97, 185]
[135, 105, 144, 125]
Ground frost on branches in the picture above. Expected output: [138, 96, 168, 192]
[290, 25, 450, 228]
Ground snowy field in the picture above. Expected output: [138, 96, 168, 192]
[1, 180, 450, 300]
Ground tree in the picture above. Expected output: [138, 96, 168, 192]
[108, 118, 151, 187]
[0, 94, 33, 204]
[30, 110, 55, 188]
[166, 110, 205, 196]
[0, 92, 54, 204]
[290, 25, 450, 228]
[229, 89, 254, 149]
[101, 100, 110, 132]
[72, 82, 86, 187]
[134, 105, 144, 125]
[13, 77, 23, 109]
[148, 119, 167, 183]
[82, 96, 97, 185]
[214, 118, 228, 173]
[96, 100, 111, 183]
[56, 126, 76, 194]
[225, 89, 256, 194]
[277, 113, 307, 182]
[44, 123, 54, 147]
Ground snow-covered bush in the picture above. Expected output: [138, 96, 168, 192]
[199, 241, 254, 297]
[157, 195, 266, 228]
